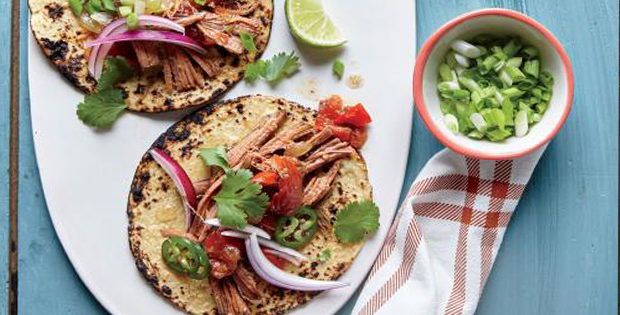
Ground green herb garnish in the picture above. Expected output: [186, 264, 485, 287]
[334, 200, 380, 243]
[240, 31, 257, 52]
[332, 59, 344, 79]
[76, 56, 134, 129]
[317, 249, 332, 262]
[200, 146, 231, 173]
[244, 51, 301, 84]
[214, 169, 269, 229]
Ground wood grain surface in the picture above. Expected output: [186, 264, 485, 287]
[4, 0, 618, 314]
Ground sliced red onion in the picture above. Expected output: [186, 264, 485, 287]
[149, 148, 196, 231]
[263, 249, 301, 266]
[203, 218, 271, 239]
[86, 30, 205, 52]
[88, 16, 185, 78]
[245, 234, 349, 291]
[221, 230, 308, 262]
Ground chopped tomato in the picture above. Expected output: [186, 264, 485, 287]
[252, 171, 280, 187]
[258, 213, 279, 236]
[318, 95, 344, 120]
[334, 103, 372, 127]
[269, 156, 303, 215]
[314, 96, 372, 150]
[350, 128, 368, 149]
[330, 125, 352, 142]
[203, 230, 245, 255]
[262, 249, 287, 269]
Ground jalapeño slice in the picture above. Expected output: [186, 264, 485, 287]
[161, 236, 210, 280]
[275, 206, 318, 249]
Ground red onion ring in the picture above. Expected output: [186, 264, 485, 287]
[149, 148, 196, 231]
[245, 234, 349, 291]
[203, 218, 271, 239]
[88, 16, 185, 78]
[221, 230, 308, 262]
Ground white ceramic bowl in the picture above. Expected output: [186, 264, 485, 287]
[413, 9, 574, 159]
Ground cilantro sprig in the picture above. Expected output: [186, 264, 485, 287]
[334, 200, 380, 243]
[244, 51, 301, 84]
[240, 31, 257, 52]
[200, 146, 231, 173]
[77, 56, 134, 129]
[213, 169, 269, 229]
[317, 249, 332, 263]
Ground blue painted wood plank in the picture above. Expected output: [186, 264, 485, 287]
[16, 0, 108, 313]
[0, 0, 13, 310]
[16, 0, 618, 314]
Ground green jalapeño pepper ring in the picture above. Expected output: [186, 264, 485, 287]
[275, 206, 318, 249]
[161, 236, 210, 279]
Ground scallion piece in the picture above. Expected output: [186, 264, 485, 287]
[521, 46, 539, 59]
[503, 66, 526, 82]
[454, 53, 470, 68]
[458, 76, 482, 94]
[444, 114, 459, 133]
[438, 81, 460, 93]
[470, 113, 488, 132]
[126, 12, 139, 29]
[515, 110, 529, 137]
[69, 0, 83, 16]
[439, 64, 454, 82]
[451, 40, 482, 58]
[506, 57, 523, 68]
[523, 59, 540, 78]
[503, 38, 522, 58]
[502, 87, 525, 98]
[118, 5, 132, 16]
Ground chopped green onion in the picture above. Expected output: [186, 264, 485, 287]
[502, 38, 522, 58]
[85, 1, 99, 14]
[69, 0, 83, 16]
[470, 113, 488, 132]
[454, 53, 470, 68]
[439, 63, 454, 82]
[438, 81, 460, 93]
[332, 60, 344, 79]
[120, 0, 135, 5]
[126, 12, 139, 29]
[521, 46, 539, 59]
[146, 0, 163, 13]
[515, 110, 529, 137]
[444, 114, 459, 133]
[506, 57, 523, 68]
[118, 5, 132, 16]
[503, 66, 526, 82]
[438, 35, 553, 141]
[451, 40, 482, 58]
[239, 31, 257, 52]
[523, 59, 540, 78]
[102, 0, 116, 11]
[133, 0, 145, 15]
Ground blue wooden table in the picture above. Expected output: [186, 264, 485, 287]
[1, 0, 618, 314]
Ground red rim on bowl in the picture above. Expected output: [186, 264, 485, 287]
[413, 8, 574, 160]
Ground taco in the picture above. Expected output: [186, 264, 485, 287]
[29, 0, 273, 112]
[127, 95, 378, 314]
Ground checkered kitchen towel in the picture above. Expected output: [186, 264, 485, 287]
[352, 146, 546, 315]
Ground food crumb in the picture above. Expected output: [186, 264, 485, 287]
[346, 74, 364, 89]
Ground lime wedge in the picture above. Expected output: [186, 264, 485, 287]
[285, 0, 347, 47]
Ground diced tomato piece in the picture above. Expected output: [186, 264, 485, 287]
[334, 103, 372, 127]
[330, 125, 352, 142]
[350, 128, 368, 149]
[318, 95, 344, 120]
[258, 213, 278, 236]
[262, 249, 287, 269]
[269, 156, 303, 215]
[203, 230, 245, 255]
[252, 171, 280, 187]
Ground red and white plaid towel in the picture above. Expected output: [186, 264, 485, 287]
[352, 146, 546, 315]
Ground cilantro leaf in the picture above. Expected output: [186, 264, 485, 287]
[332, 59, 344, 79]
[244, 61, 264, 83]
[200, 146, 230, 172]
[244, 51, 301, 84]
[97, 56, 134, 90]
[262, 51, 301, 82]
[334, 200, 380, 243]
[76, 88, 127, 128]
[214, 169, 269, 229]
[240, 31, 257, 52]
[317, 249, 331, 262]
